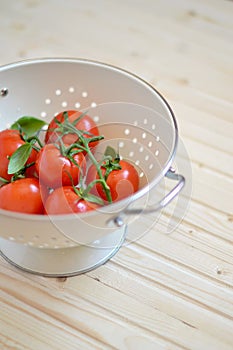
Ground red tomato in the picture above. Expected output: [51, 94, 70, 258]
[35, 143, 86, 188]
[44, 186, 99, 215]
[0, 178, 45, 214]
[45, 110, 100, 148]
[86, 160, 140, 202]
[0, 129, 37, 180]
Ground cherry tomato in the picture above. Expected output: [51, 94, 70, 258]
[45, 110, 100, 148]
[0, 178, 45, 214]
[35, 143, 86, 188]
[86, 160, 139, 202]
[0, 129, 38, 180]
[0, 129, 37, 181]
[44, 186, 99, 215]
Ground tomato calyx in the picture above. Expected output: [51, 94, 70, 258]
[49, 111, 103, 146]
[63, 167, 104, 206]
[52, 141, 87, 187]
[1, 160, 37, 186]
[101, 145, 122, 181]
[101, 159, 122, 180]
[0, 165, 32, 187]
[85, 146, 123, 204]
[55, 140, 84, 166]
[72, 184, 105, 206]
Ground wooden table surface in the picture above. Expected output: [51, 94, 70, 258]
[0, 0, 232, 349]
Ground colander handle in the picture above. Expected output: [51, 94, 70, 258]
[112, 168, 185, 227]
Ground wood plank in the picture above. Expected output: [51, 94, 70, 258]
[88, 260, 233, 349]
[156, 80, 233, 124]
[1, 257, 232, 350]
[125, 216, 233, 288]
[156, 189, 233, 242]
[173, 103, 233, 154]
[150, 208, 233, 263]
[180, 136, 233, 178]
[0, 263, 178, 350]
[165, 148, 232, 214]
[139, 167, 233, 242]
[191, 162, 233, 215]
[0, 299, 102, 350]
[67, 269, 233, 350]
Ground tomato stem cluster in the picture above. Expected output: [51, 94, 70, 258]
[1, 112, 123, 205]
[51, 112, 114, 203]
[0, 111, 140, 215]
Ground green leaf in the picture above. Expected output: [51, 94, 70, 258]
[11, 116, 47, 138]
[8, 143, 32, 174]
[104, 146, 117, 159]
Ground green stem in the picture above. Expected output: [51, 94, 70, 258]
[84, 139, 112, 203]
[0, 176, 9, 186]
[82, 178, 107, 197]
[24, 161, 35, 169]
[64, 123, 112, 203]
[27, 136, 44, 149]
[65, 142, 87, 154]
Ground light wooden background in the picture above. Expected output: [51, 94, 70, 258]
[0, 0, 232, 349]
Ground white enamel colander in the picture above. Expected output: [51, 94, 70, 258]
[0, 58, 185, 276]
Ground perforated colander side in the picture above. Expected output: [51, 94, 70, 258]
[0, 58, 178, 248]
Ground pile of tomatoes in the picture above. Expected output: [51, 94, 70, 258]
[0, 110, 139, 215]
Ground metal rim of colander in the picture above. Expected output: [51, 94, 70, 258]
[0, 57, 178, 221]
